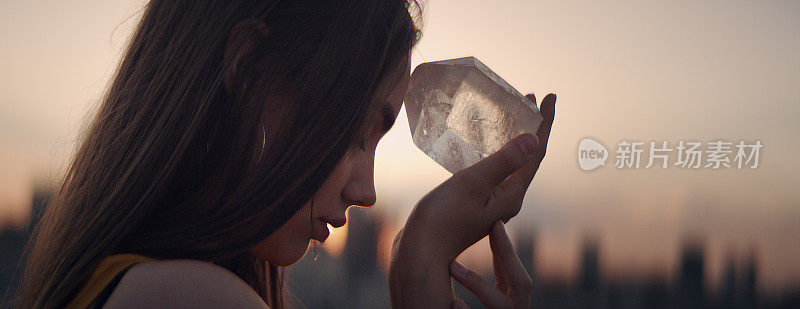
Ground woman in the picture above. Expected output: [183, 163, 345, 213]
[13, 0, 556, 308]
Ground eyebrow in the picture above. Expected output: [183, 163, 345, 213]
[378, 101, 397, 135]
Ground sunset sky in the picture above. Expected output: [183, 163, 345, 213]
[1, 0, 798, 294]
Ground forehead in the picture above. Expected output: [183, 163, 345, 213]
[368, 55, 410, 133]
[385, 55, 411, 112]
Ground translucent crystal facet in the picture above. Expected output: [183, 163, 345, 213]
[405, 57, 543, 174]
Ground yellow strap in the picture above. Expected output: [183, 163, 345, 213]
[66, 253, 156, 309]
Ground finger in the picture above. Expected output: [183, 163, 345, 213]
[534, 93, 556, 160]
[489, 153, 541, 221]
[525, 93, 537, 109]
[489, 221, 532, 308]
[456, 133, 539, 194]
[450, 261, 513, 309]
[452, 298, 470, 309]
[489, 94, 556, 215]
[492, 239, 510, 294]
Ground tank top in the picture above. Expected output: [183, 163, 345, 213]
[66, 253, 156, 309]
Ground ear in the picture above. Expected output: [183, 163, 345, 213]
[223, 18, 270, 94]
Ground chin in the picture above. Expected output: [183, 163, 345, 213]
[253, 238, 311, 266]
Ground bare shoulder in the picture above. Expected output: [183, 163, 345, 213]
[103, 259, 269, 308]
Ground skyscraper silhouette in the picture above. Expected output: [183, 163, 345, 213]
[515, 228, 536, 305]
[515, 229, 535, 280]
[742, 248, 758, 308]
[719, 250, 737, 308]
[579, 237, 600, 292]
[1, 184, 51, 307]
[341, 208, 387, 308]
[677, 239, 705, 308]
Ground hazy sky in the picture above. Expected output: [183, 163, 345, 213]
[1, 0, 798, 293]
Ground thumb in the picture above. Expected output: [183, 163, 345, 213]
[457, 133, 539, 192]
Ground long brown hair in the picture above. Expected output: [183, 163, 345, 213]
[12, 0, 421, 307]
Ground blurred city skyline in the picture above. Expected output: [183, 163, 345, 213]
[3, 195, 795, 307]
[1, 0, 798, 298]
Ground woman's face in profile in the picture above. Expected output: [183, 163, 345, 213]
[251, 54, 411, 266]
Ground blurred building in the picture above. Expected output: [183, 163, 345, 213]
[578, 237, 600, 292]
[677, 240, 706, 308]
[341, 208, 388, 308]
[516, 229, 536, 303]
[0, 185, 51, 307]
[742, 249, 758, 308]
[719, 252, 737, 308]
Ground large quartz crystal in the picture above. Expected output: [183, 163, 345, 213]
[405, 57, 543, 174]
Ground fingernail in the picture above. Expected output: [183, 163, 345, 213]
[450, 261, 467, 276]
[517, 134, 538, 157]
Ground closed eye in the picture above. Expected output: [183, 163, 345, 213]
[356, 101, 396, 152]
[379, 101, 397, 135]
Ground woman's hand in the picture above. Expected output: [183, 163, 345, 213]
[389, 93, 555, 308]
[450, 220, 532, 309]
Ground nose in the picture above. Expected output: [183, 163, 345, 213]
[342, 154, 377, 208]
[344, 179, 376, 208]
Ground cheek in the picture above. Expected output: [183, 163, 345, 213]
[249, 154, 353, 265]
[314, 152, 353, 200]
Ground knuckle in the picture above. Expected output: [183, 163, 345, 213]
[499, 151, 520, 176]
[467, 182, 491, 200]
[454, 171, 491, 199]
[488, 185, 508, 206]
[490, 188, 523, 218]
[391, 227, 403, 247]
[417, 191, 437, 206]
[462, 183, 489, 202]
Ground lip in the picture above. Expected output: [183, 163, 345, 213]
[313, 218, 330, 242]
[321, 216, 347, 228]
